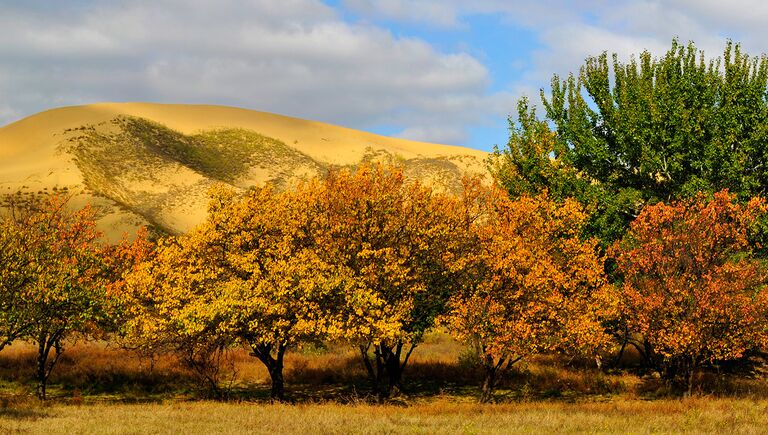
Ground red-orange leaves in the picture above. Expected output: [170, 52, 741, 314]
[611, 190, 768, 392]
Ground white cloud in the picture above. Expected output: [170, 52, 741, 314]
[346, 0, 768, 105]
[3, 0, 766, 147]
[0, 0, 504, 145]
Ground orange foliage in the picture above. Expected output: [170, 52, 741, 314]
[442, 180, 615, 402]
[0, 194, 149, 399]
[314, 163, 462, 399]
[611, 190, 768, 393]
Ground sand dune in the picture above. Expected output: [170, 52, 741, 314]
[0, 103, 488, 240]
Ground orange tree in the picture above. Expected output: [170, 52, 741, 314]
[610, 190, 768, 395]
[442, 180, 616, 403]
[120, 183, 346, 401]
[0, 195, 130, 399]
[313, 163, 462, 400]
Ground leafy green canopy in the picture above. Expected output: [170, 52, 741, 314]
[494, 40, 768, 245]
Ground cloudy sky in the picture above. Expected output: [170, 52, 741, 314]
[1, 1, 766, 150]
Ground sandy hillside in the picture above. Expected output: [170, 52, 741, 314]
[0, 102, 488, 240]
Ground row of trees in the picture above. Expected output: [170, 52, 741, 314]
[114, 165, 615, 402]
[490, 38, 768, 396]
[4, 161, 766, 402]
[3, 39, 768, 402]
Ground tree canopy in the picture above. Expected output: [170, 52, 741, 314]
[442, 179, 615, 402]
[494, 39, 768, 244]
[611, 190, 768, 395]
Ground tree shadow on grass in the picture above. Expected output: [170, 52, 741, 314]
[0, 395, 50, 421]
[0, 407, 49, 420]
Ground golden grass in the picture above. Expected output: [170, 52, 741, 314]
[1, 333, 768, 433]
[1, 398, 768, 434]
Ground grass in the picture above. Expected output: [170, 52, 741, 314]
[1, 398, 768, 434]
[1, 332, 768, 433]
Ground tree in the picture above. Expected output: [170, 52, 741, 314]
[442, 180, 615, 402]
[496, 39, 768, 244]
[0, 195, 121, 399]
[120, 183, 345, 401]
[0, 203, 38, 352]
[610, 190, 768, 395]
[119, 228, 240, 398]
[204, 183, 345, 401]
[491, 98, 642, 246]
[314, 163, 461, 400]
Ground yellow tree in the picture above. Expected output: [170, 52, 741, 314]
[119, 230, 239, 397]
[314, 163, 461, 400]
[442, 181, 616, 402]
[204, 183, 347, 401]
[121, 183, 345, 400]
[0, 207, 37, 352]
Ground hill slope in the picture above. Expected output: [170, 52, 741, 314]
[0, 103, 488, 240]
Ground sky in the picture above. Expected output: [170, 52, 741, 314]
[1, 1, 767, 151]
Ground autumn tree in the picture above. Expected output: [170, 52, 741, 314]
[119, 225, 241, 398]
[0, 204, 38, 352]
[442, 180, 615, 402]
[204, 183, 346, 401]
[314, 163, 462, 400]
[120, 183, 345, 401]
[611, 190, 768, 395]
[0, 195, 123, 399]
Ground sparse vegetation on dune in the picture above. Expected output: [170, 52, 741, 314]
[52, 114, 481, 237]
[0, 102, 487, 240]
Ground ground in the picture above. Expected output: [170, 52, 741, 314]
[2, 399, 768, 434]
[0, 332, 766, 434]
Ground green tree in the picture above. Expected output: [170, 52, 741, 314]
[495, 39, 768, 244]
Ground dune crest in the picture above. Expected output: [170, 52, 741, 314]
[0, 103, 488, 240]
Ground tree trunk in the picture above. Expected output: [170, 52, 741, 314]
[478, 351, 522, 404]
[359, 341, 416, 402]
[684, 369, 694, 398]
[682, 357, 697, 398]
[250, 343, 287, 402]
[35, 331, 63, 401]
[480, 365, 497, 403]
[612, 339, 627, 367]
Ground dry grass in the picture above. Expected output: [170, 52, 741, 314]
[1, 398, 768, 434]
[1, 333, 765, 403]
[1, 333, 768, 433]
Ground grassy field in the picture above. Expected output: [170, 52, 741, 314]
[2, 398, 768, 434]
[1, 332, 767, 433]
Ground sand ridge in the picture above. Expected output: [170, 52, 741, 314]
[0, 102, 489, 240]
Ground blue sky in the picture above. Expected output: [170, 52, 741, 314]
[0, 1, 766, 151]
[331, 4, 542, 149]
